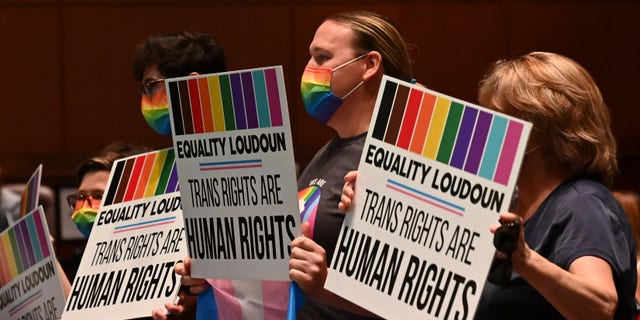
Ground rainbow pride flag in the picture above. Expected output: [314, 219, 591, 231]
[0, 208, 50, 287]
[167, 67, 284, 135]
[372, 79, 526, 186]
[102, 149, 179, 206]
[19, 165, 42, 217]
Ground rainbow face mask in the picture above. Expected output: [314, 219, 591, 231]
[300, 54, 366, 123]
[141, 91, 171, 136]
[71, 207, 98, 238]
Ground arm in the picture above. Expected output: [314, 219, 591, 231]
[289, 222, 380, 318]
[56, 259, 72, 298]
[497, 212, 618, 320]
[50, 235, 72, 299]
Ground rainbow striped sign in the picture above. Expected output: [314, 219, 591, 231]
[0, 208, 50, 287]
[19, 165, 42, 217]
[102, 149, 179, 206]
[372, 78, 526, 186]
[168, 67, 284, 136]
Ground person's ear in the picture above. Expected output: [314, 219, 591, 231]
[362, 51, 382, 81]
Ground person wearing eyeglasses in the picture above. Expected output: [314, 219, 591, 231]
[134, 31, 292, 320]
[60, 141, 149, 314]
[132, 31, 226, 137]
[67, 141, 150, 238]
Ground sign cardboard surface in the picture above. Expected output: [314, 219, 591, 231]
[324, 76, 532, 320]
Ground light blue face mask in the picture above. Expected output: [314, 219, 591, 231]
[300, 54, 367, 123]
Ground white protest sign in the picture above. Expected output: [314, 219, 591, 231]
[324, 76, 532, 319]
[62, 148, 188, 320]
[0, 207, 65, 320]
[167, 66, 300, 280]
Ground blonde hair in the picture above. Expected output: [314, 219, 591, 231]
[326, 11, 413, 82]
[479, 52, 617, 186]
[613, 190, 640, 258]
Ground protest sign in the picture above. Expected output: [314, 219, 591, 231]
[62, 148, 188, 320]
[0, 207, 65, 320]
[19, 164, 42, 217]
[324, 76, 532, 319]
[167, 66, 300, 280]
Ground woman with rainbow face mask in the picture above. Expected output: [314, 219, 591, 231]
[290, 11, 414, 319]
[67, 141, 150, 238]
[59, 142, 149, 307]
[134, 31, 297, 320]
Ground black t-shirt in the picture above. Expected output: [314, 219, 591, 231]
[475, 177, 637, 320]
[296, 133, 378, 320]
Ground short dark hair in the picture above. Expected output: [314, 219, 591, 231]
[132, 31, 227, 81]
[76, 141, 150, 185]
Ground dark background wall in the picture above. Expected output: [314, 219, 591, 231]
[1, 0, 639, 239]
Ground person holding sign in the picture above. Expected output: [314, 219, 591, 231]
[68, 141, 150, 238]
[342, 52, 637, 319]
[473, 51, 636, 320]
[289, 11, 414, 319]
[134, 32, 292, 319]
[63, 141, 149, 297]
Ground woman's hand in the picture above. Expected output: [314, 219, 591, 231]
[289, 222, 328, 296]
[491, 212, 529, 259]
[151, 257, 206, 319]
[338, 170, 358, 212]
[175, 257, 209, 295]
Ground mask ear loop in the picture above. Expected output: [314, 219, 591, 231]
[332, 53, 368, 72]
[340, 81, 364, 100]
[333, 53, 368, 100]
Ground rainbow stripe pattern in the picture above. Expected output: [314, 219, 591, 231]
[102, 149, 179, 206]
[19, 165, 42, 217]
[372, 79, 526, 186]
[0, 210, 51, 286]
[168, 67, 284, 136]
[298, 186, 321, 239]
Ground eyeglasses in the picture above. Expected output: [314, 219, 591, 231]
[139, 78, 166, 97]
[66, 191, 103, 211]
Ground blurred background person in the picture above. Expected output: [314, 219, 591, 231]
[0, 164, 21, 232]
[613, 189, 640, 308]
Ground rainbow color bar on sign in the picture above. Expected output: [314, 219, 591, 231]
[102, 149, 179, 206]
[0, 210, 51, 286]
[372, 80, 524, 186]
[20, 165, 42, 217]
[168, 67, 284, 136]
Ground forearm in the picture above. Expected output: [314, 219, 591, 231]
[514, 251, 617, 320]
[56, 259, 72, 298]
